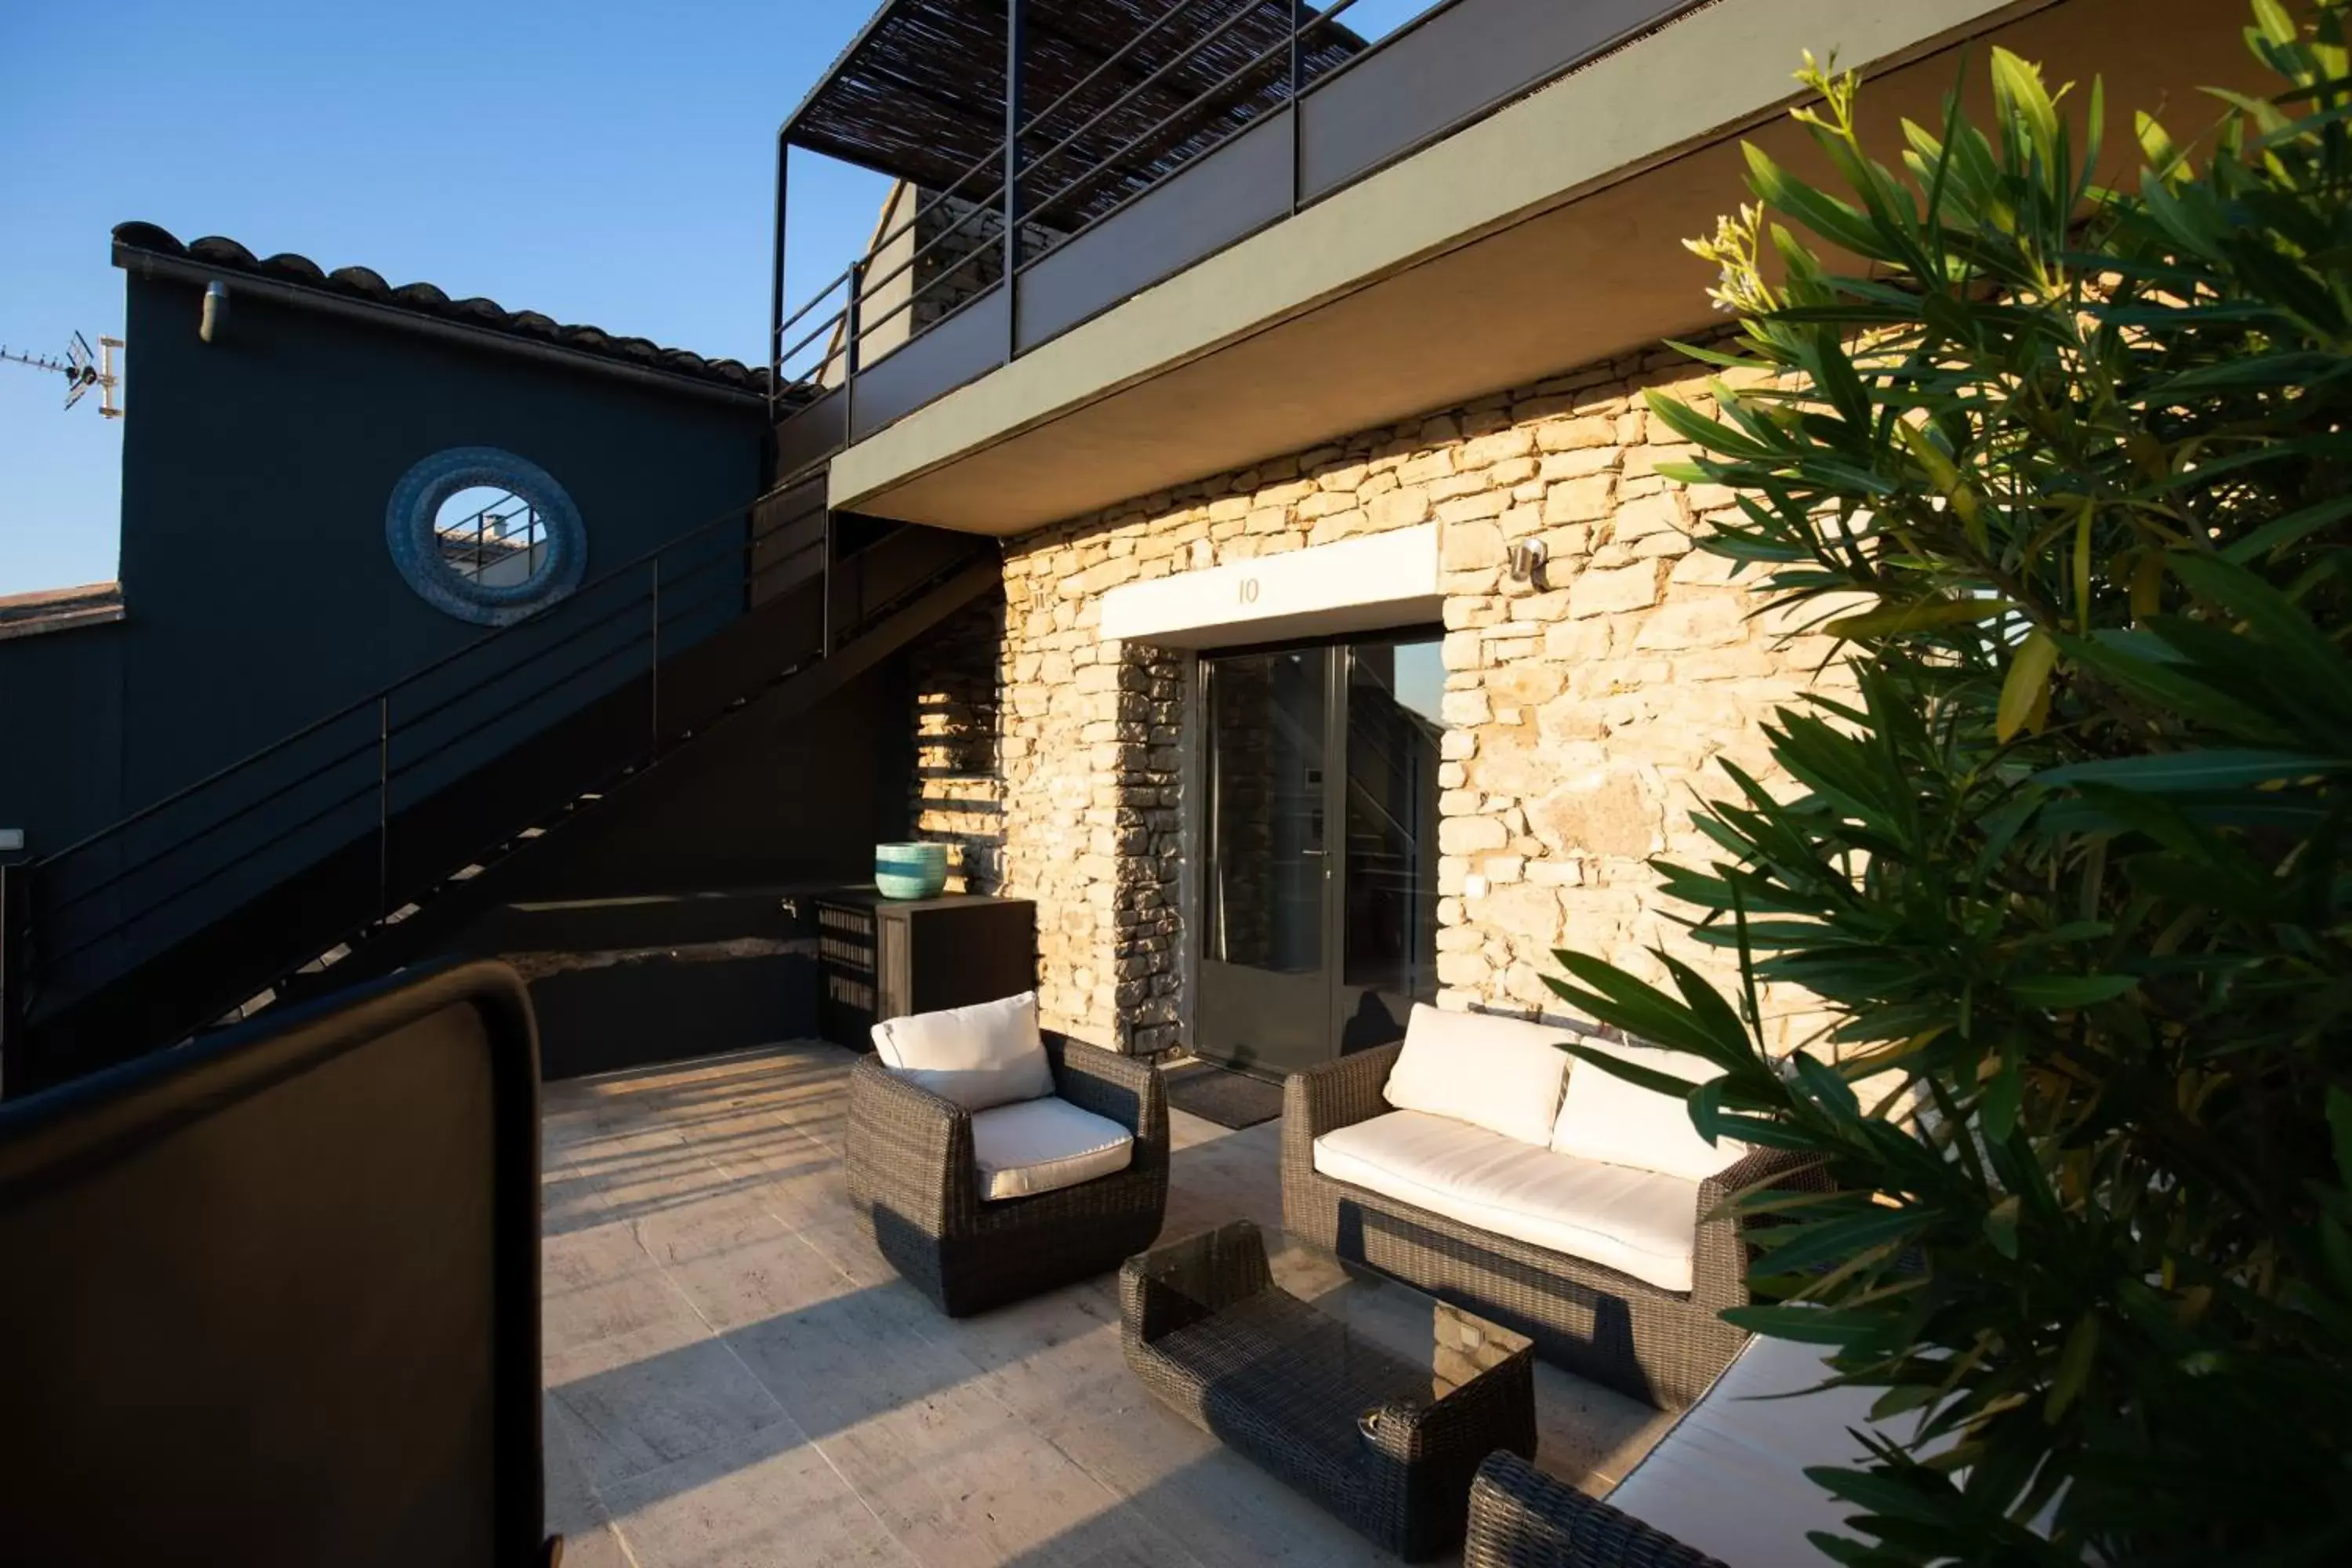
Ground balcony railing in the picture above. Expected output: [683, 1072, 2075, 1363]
[766, 0, 1708, 481]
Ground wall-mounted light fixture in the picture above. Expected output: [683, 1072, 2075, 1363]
[199, 280, 229, 343]
[1505, 536, 1548, 589]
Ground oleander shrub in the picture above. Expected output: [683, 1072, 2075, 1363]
[1547, 5, 2352, 1560]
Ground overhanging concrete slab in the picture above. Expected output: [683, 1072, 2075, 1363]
[828, 0, 2260, 535]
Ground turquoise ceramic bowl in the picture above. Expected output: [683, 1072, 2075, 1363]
[874, 840, 949, 900]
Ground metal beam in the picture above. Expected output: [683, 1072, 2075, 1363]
[770, 134, 790, 415]
[0, 862, 30, 1102]
[1005, 0, 1029, 358]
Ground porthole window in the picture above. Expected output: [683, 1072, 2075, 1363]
[386, 447, 585, 625]
[435, 485, 547, 586]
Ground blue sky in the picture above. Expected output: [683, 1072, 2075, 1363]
[0, 0, 1432, 596]
[0, 1, 895, 595]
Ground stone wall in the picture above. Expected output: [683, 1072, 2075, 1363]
[939, 341, 1846, 1056]
[909, 593, 1008, 895]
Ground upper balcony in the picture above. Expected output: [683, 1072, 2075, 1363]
[768, 0, 2256, 535]
[767, 0, 1413, 470]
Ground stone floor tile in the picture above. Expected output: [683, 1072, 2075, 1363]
[546, 1323, 791, 1492]
[598, 1423, 915, 1568]
[542, 1040, 1678, 1568]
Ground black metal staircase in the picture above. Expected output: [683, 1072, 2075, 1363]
[0, 475, 998, 1099]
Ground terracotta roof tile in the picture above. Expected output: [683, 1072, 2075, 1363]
[113, 221, 775, 396]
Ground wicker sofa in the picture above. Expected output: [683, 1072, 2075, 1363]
[1463, 1330, 1913, 1566]
[1283, 1036, 1823, 1410]
[1466, 1452, 1722, 1567]
[847, 1028, 1168, 1316]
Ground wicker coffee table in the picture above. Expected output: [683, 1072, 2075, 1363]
[1120, 1218, 1537, 1560]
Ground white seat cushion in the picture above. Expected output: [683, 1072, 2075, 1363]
[1313, 1109, 1700, 1291]
[1608, 1334, 1892, 1566]
[1381, 1003, 1573, 1149]
[969, 1095, 1134, 1201]
[1552, 1040, 1748, 1181]
[871, 991, 1054, 1112]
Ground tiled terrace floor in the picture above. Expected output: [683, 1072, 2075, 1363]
[542, 1041, 1679, 1567]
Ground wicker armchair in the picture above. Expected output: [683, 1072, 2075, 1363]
[846, 1030, 1168, 1316]
[1283, 1041, 1826, 1409]
[1465, 1452, 1723, 1568]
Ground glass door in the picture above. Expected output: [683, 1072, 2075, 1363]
[1197, 647, 1334, 1076]
[1195, 635, 1443, 1076]
[1338, 637, 1445, 1051]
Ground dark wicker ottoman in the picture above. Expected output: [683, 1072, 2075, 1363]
[1120, 1218, 1537, 1561]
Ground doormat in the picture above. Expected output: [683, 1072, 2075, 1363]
[1162, 1058, 1286, 1130]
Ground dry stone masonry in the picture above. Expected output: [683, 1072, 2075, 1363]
[920, 342, 1848, 1058]
[909, 595, 1008, 895]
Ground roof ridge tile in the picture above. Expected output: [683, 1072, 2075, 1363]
[111, 220, 773, 396]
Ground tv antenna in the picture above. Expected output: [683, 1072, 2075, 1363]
[1, 331, 122, 417]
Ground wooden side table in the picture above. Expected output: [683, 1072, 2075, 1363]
[813, 888, 1036, 1048]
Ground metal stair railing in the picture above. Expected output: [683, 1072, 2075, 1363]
[0, 478, 995, 1098]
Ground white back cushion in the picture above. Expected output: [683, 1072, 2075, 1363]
[1552, 1040, 1748, 1181]
[1608, 1334, 1899, 1563]
[871, 992, 1053, 1112]
[1381, 1004, 1570, 1149]
[1315, 1110, 1700, 1291]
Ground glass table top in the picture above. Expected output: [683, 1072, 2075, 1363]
[1136, 1218, 1534, 1406]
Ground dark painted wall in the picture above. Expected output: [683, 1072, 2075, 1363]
[390, 657, 916, 1080]
[0, 267, 765, 863]
[111, 272, 765, 810]
[0, 621, 125, 860]
[479, 658, 911, 906]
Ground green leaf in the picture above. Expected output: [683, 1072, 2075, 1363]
[1989, 47, 2062, 151]
[2136, 108, 2182, 173]
[1984, 1195, 2022, 1259]
[1743, 143, 1904, 262]
[1804, 1464, 1966, 1526]
[1756, 1206, 1926, 1276]
[1788, 1051, 1863, 1119]
[2220, 494, 2352, 562]
[1870, 1381, 1944, 1421]
[2034, 750, 2349, 790]
[1643, 388, 1779, 459]
[2045, 1313, 2100, 1421]
[1998, 629, 2060, 742]
[1719, 1304, 1879, 1345]
[2007, 975, 2140, 1007]
[1552, 950, 1751, 1066]
[1982, 1051, 2023, 1142]
[1823, 597, 2015, 639]
[2167, 550, 2352, 725]
[1562, 1043, 1698, 1103]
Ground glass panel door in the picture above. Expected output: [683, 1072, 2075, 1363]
[1338, 637, 1443, 1051]
[1196, 648, 1334, 1076]
[1195, 633, 1444, 1076]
